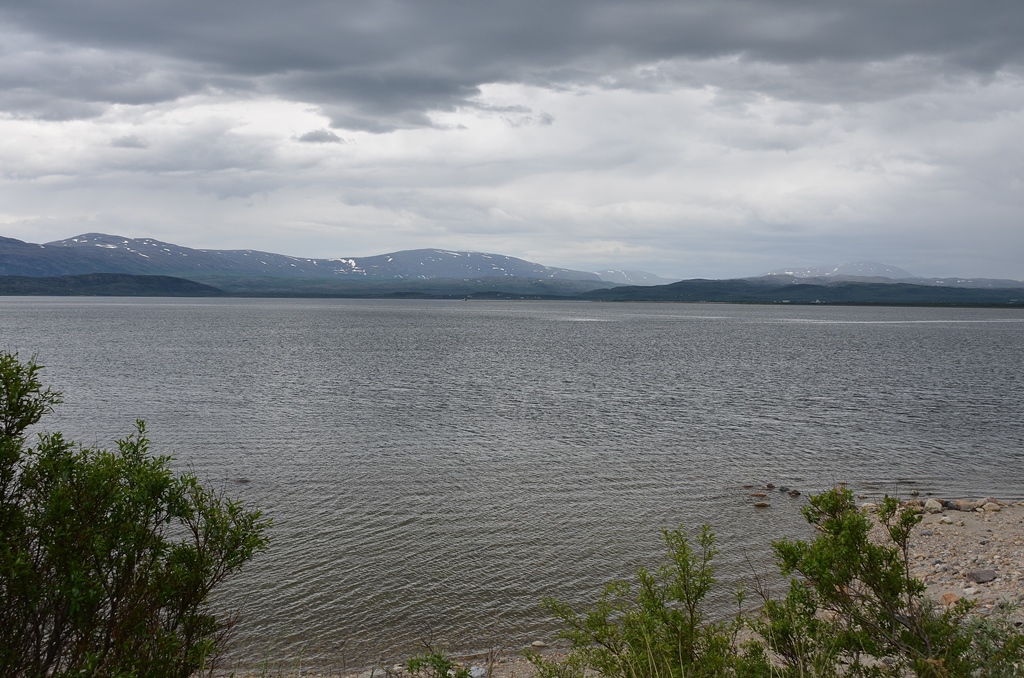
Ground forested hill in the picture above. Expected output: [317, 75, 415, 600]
[584, 278, 1024, 306]
[0, 273, 224, 297]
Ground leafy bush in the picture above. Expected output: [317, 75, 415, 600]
[527, 524, 770, 678]
[0, 352, 270, 677]
[533, 487, 1024, 677]
[405, 647, 472, 678]
[762, 487, 1023, 677]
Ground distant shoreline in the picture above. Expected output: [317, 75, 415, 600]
[2, 273, 1024, 307]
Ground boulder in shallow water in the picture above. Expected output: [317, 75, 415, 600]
[753, 501, 771, 508]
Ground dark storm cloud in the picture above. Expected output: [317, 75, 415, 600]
[2, 0, 1022, 130]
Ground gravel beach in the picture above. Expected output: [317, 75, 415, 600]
[901, 497, 1024, 624]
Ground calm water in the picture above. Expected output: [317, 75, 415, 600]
[2, 298, 1023, 670]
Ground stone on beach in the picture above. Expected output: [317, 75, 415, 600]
[967, 569, 998, 584]
[924, 498, 944, 514]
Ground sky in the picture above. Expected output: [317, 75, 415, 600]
[1, 1, 1022, 280]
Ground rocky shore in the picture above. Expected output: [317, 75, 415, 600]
[236, 495, 1024, 678]
[894, 496, 1024, 624]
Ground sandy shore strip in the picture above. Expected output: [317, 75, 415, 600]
[233, 497, 1024, 678]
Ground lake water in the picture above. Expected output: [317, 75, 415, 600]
[2, 298, 1023, 670]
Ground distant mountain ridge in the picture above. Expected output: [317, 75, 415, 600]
[3, 236, 1021, 301]
[767, 262, 916, 279]
[764, 261, 1024, 289]
[0, 233, 671, 285]
[594, 269, 675, 285]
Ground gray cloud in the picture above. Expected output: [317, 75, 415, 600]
[1, 1, 1022, 280]
[111, 134, 149, 149]
[297, 129, 345, 144]
[1, 1, 1022, 128]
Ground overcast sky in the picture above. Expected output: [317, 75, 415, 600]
[1, 1, 1022, 279]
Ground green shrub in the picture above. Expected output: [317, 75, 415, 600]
[527, 524, 771, 678]
[533, 487, 1024, 677]
[761, 487, 1024, 677]
[405, 647, 472, 678]
[0, 352, 270, 677]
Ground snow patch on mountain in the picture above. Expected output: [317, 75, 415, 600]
[766, 262, 916, 280]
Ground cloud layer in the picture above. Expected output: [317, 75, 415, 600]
[2, 0, 1023, 278]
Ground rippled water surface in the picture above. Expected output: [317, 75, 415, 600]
[2, 298, 1023, 669]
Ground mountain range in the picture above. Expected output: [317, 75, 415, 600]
[1, 233, 1022, 305]
[0, 233, 670, 286]
[763, 262, 1024, 289]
